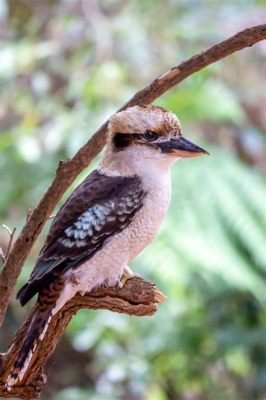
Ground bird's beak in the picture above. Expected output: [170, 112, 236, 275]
[157, 136, 209, 158]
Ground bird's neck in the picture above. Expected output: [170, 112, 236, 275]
[99, 146, 175, 183]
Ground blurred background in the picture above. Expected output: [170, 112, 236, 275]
[0, 1, 266, 399]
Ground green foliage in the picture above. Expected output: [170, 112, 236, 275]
[1, 1, 266, 399]
[66, 151, 266, 400]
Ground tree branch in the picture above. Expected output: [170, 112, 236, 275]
[0, 24, 265, 326]
[0, 277, 165, 399]
[0, 23, 265, 399]
[0, 225, 16, 264]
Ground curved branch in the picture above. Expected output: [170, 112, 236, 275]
[0, 277, 165, 399]
[0, 24, 265, 326]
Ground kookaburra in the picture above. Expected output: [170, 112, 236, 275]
[7, 105, 208, 387]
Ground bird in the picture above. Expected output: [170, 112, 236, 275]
[6, 105, 208, 387]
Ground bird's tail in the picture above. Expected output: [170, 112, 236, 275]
[6, 276, 66, 389]
[5, 305, 52, 389]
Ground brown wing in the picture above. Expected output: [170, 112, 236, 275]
[17, 170, 146, 305]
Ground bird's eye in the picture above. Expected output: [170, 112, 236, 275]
[143, 131, 159, 141]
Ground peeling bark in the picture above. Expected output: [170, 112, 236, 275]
[0, 277, 165, 399]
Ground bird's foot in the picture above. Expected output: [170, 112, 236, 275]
[116, 266, 138, 290]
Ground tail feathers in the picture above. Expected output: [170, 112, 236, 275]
[6, 307, 52, 389]
[17, 259, 61, 306]
[16, 282, 34, 306]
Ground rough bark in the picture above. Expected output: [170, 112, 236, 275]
[0, 24, 265, 399]
[0, 277, 164, 399]
[0, 24, 265, 326]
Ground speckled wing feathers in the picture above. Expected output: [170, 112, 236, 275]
[17, 170, 145, 305]
[42, 178, 145, 260]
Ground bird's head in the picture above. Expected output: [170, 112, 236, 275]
[102, 105, 208, 175]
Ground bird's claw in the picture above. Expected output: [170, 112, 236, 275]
[115, 266, 138, 291]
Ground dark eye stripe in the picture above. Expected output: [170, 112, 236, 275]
[113, 133, 133, 149]
[113, 131, 159, 151]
